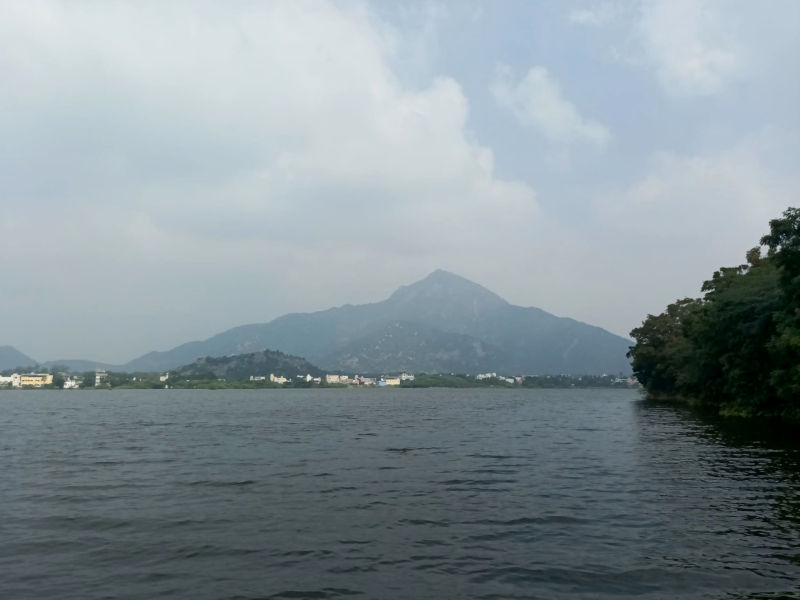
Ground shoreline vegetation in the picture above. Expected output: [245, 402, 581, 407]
[628, 207, 800, 421]
[0, 372, 637, 391]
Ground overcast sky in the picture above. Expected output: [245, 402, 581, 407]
[2, 0, 799, 363]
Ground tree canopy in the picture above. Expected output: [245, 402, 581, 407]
[628, 207, 800, 419]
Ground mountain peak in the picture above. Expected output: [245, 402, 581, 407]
[385, 270, 509, 324]
[422, 269, 472, 283]
[427, 268, 458, 278]
[405, 269, 507, 297]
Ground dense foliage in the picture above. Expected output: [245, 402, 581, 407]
[401, 373, 633, 388]
[628, 208, 800, 419]
[170, 349, 322, 381]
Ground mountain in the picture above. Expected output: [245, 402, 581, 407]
[0, 346, 38, 371]
[0, 346, 114, 373]
[321, 320, 506, 374]
[40, 359, 117, 372]
[121, 270, 632, 375]
[169, 349, 322, 381]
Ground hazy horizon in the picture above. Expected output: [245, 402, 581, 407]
[2, 1, 798, 363]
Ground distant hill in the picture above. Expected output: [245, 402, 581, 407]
[121, 270, 632, 375]
[170, 349, 322, 381]
[40, 359, 117, 372]
[0, 346, 37, 371]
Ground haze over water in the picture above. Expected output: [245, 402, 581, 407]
[2, 388, 799, 599]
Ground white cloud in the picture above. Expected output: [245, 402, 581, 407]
[591, 138, 799, 324]
[491, 65, 610, 147]
[598, 143, 793, 240]
[1, 1, 792, 362]
[637, 0, 742, 96]
[0, 0, 553, 361]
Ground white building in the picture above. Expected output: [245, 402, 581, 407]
[95, 371, 108, 387]
[0, 373, 21, 388]
[63, 377, 81, 389]
[269, 373, 289, 384]
[325, 374, 341, 384]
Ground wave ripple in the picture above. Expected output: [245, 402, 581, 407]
[1, 388, 799, 600]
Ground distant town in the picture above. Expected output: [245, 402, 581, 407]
[0, 369, 638, 390]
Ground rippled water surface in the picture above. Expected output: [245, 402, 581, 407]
[1, 388, 799, 599]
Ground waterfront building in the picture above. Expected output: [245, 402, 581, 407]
[0, 373, 21, 387]
[95, 371, 108, 387]
[20, 373, 53, 388]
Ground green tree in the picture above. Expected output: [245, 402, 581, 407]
[628, 207, 798, 418]
[692, 257, 780, 413]
[761, 207, 800, 408]
[628, 297, 703, 398]
[52, 373, 66, 389]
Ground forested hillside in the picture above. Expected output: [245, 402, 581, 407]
[170, 350, 322, 381]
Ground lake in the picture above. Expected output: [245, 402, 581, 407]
[1, 388, 798, 599]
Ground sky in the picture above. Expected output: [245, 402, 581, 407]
[1, 0, 799, 364]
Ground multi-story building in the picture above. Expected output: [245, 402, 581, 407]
[20, 373, 53, 388]
[0, 373, 21, 387]
[95, 371, 108, 387]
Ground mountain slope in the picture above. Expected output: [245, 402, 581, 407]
[0, 346, 37, 371]
[41, 359, 117, 372]
[122, 270, 510, 371]
[122, 270, 632, 374]
[321, 320, 506, 374]
[466, 305, 632, 375]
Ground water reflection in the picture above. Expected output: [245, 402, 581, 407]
[634, 398, 800, 598]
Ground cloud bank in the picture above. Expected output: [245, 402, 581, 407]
[0, 0, 796, 364]
[0, 1, 545, 361]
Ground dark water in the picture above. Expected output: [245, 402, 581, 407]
[1, 389, 799, 600]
